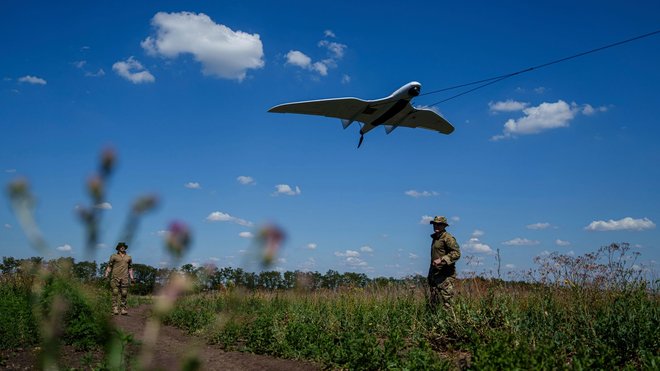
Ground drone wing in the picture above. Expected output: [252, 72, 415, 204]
[268, 98, 370, 121]
[398, 108, 454, 134]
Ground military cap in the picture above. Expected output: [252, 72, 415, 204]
[429, 216, 449, 225]
[116, 242, 128, 250]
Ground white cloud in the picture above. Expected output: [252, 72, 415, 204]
[311, 61, 328, 76]
[555, 239, 571, 246]
[156, 230, 169, 237]
[305, 243, 317, 250]
[75, 60, 105, 77]
[272, 184, 301, 196]
[18, 75, 47, 85]
[335, 250, 368, 268]
[209, 257, 220, 262]
[184, 182, 201, 189]
[341, 74, 351, 84]
[112, 57, 155, 84]
[324, 30, 336, 38]
[526, 222, 551, 230]
[206, 211, 253, 226]
[489, 100, 528, 112]
[505, 263, 516, 269]
[284, 34, 347, 77]
[4, 224, 12, 229]
[346, 256, 368, 267]
[585, 217, 655, 231]
[451, 216, 460, 223]
[95, 202, 112, 210]
[57, 244, 72, 252]
[285, 51, 328, 76]
[466, 256, 485, 266]
[404, 190, 439, 198]
[237, 175, 255, 185]
[534, 87, 546, 94]
[464, 230, 493, 254]
[85, 69, 105, 77]
[360, 245, 374, 253]
[408, 253, 419, 259]
[239, 231, 253, 238]
[142, 11, 264, 81]
[490, 100, 607, 140]
[318, 40, 346, 59]
[420, 215, 433, 224]
[285, 50, 311, 68]
[5, 169, 17, 173]
[503, 238, 540, 246]
[299, 257, 316, 271]
[335, 250, 360, 257]
[581, 104, 608, 116]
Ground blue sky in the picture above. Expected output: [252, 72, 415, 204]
[2, 1, 659, 279]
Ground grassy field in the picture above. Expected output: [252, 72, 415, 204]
[163, 279, 659, 370]
[1, 250, 658, 369]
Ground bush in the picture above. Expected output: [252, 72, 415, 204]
[39, 275, 112, 350]
[0, 280, 38, 349]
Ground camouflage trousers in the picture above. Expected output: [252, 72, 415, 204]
[427, 267, 456, 310]
[110, 278, 129, 310]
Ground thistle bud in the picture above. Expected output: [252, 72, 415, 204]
[132, 195, 159, 215]
[99, 147, 116, 178]
[87, 175, 104, 202]
[257, 224, 285, 267]
[8, 178, 30, 200]
[165, 221, 192, 259]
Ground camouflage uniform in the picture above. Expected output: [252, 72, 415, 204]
[427, 216, 461, 309]
[107, 249, 132, 314]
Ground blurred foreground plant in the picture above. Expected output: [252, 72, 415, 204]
[5, 148, 191, 370]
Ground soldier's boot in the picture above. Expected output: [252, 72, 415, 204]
[112, 307, 119, 315]
[120, 308, 128, 316]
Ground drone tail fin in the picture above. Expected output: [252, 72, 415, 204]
[341, 119, 353, 129]
[384, 125, 398, 135]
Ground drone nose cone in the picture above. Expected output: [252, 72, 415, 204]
[409, 85, 420, 97]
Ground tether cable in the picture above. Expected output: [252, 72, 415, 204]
[420, 28, 660, 107]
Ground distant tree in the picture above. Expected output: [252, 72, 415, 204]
[282, 270, 297, 289]
[243, 271, 257, 289]
[1, 256, 19, 274]
[322, 269, 341, 290]
[180, 263, 198, 279]
[49, 257, 75, 275]
[131, 263, 158, 295]
[342, 272, 369, 288]
[73, 261, 98, 282]
[258, 270, 283, 290]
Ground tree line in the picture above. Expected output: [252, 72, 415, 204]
[1, 256, 425, 295]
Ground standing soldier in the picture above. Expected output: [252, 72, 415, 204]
[104, 242, 134, 315]
[427, 216, 461, 309]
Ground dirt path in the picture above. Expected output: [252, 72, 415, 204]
[0, 305, 321, 370]
[112, 304, 321, 371]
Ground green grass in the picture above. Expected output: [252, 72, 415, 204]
[0, 272, 112, 351]
[164, 282, 659, 369]
[0, 279, 38, 349]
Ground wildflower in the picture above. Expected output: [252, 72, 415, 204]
[99, 147, 116, 178]
[257, 224, 285, 267]
[165, 221, 192, 259]
[132, 195, 159, 215]
[87, 175, 104, 202]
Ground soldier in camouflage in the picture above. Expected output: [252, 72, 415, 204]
[104, 242, 134, 315]
[427, 216, 461, 309]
